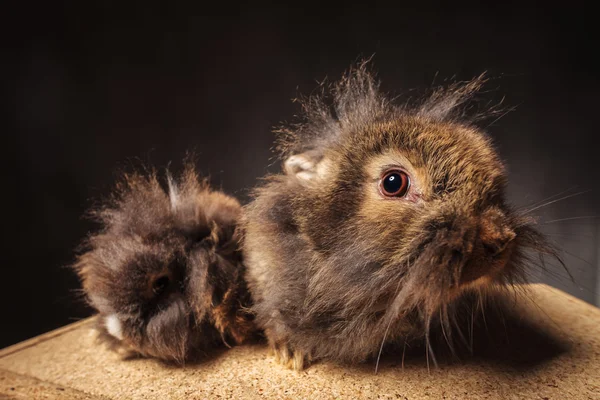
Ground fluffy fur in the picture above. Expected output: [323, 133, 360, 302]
[73, 163, 256, 363]
[243, 61, 557, 370]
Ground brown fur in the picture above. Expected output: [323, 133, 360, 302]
[243, 62, 557, 370]
[73, 163, 256, 363]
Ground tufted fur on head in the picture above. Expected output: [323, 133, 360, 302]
[243, 61, 562, 370]
[73, 162, 256, 363]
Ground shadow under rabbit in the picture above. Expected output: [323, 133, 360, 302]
[357, 302, 571, 376]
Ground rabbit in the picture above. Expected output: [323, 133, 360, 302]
[73, 163, 256, 363]
[242, 62, 560, 370]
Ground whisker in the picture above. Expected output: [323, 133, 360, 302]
[542, 216, 598, 224]
[512, 287, 571, 342]
[536, 272, 596, 296]
[424, 313, 438, 372]
[375, 313, 394, 374]
[450, 309, 472, 355]
[425, 337, 430, 373]
[497, 298, 510, 346]
[536, 257, 589, 277]
[439, 305, 456, 357]
[527, 256, 576, 284]
[484, 107, 514, 129]
[533, 264, 573, 283]
[515, 186, 579, 211]
[525, 243, 575, 282]
[375, 271, 406, 374]
[426, 338, 437, 371]
[559, 249, 596, 268]
[543, 233, 594, 239]
[524, 262, 596, 295]
[537, 282, 599, 308]
[401, 339, 407, 370]
[469, 304, 475, 353]
[474, 289, 497, 349]
[478, 290, 489, 334]
[522, 190, 590, 215]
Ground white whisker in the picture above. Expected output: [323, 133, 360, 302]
[522, 190, 590, 215]
[401, 339, 407, 370]
[375, 269, 406, 374]
[543, 233, 594, 239]
[516, 186, 579, 211]
[469, 305, 474, 353]
[542, 216, 598, 224]
[375, 315, 394, 374]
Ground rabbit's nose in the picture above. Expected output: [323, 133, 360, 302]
[456, 208, 515, 285]
[479, 208, 516, 258]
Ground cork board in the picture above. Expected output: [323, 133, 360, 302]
[1, 284, 599, 399]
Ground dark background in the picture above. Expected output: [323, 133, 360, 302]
[3, 3, 598, 348]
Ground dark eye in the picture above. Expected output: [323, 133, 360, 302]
[152, 275, 170, 296]
[379, 170, 410, 197]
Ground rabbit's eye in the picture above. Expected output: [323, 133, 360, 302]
[380, 170, 410, 197]
[152, 275, 170, 296]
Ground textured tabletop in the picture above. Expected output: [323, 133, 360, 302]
[1, 284, 599, 399]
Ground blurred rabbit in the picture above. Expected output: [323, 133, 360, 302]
[73, 163, 256, 363]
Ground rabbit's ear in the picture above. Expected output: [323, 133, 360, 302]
[284, 150, 332, 186]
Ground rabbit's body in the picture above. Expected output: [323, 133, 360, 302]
[74, 165, 256, 363]
[243, 64, 548, 370]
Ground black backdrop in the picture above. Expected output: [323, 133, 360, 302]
[3, 3, 598, 348]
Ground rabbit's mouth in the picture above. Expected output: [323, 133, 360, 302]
[402, 239, 516, 308]
[458, 237, 517, 286]
[407, 206, 518, 290]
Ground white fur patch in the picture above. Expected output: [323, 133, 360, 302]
[105, 314, 123, 340]
[167, 171, 180, 211]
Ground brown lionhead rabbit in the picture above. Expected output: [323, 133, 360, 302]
[243, 62, 559, 370]
[73, 163, 256, 363]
